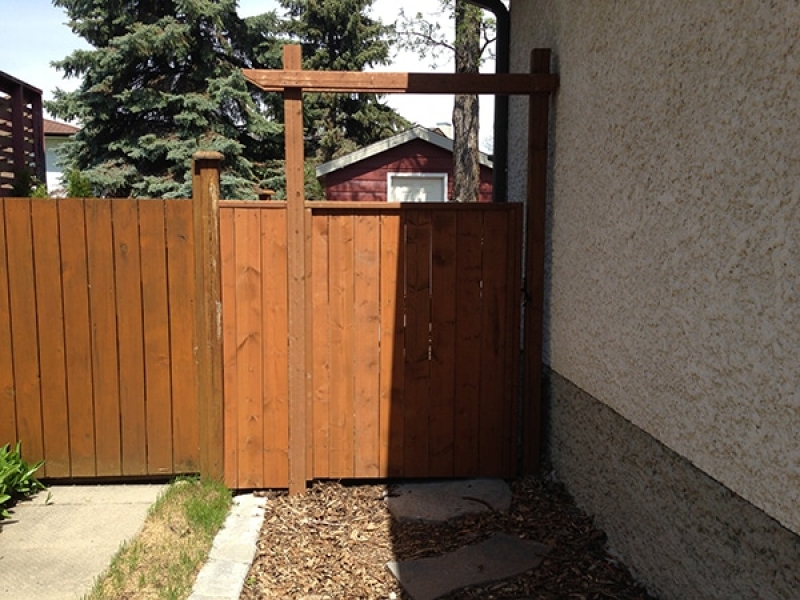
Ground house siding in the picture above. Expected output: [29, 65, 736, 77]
[324, 139, 493, 202]
[509, 0, 799, 596]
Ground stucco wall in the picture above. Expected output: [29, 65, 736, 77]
[509, 1, 799, 534]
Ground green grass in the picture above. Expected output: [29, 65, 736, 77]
[84, 476, 231, 600]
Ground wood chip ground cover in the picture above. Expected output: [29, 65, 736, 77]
[241, 476, 655, 599]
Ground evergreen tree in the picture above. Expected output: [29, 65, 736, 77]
[279, 0, 409, 164]
[48, 0, 283, 198]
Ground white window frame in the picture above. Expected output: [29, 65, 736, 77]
[386, 172, 449, 202]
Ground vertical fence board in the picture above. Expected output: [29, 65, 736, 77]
[262, 208, 289, 487]
[5, 200, 44, 467]
[353, 214, 380, 477]
[327, 215, 355, 477]
[112, 200, 147, 475]
[234, 209, 264, 488]
[429, 210, 457, 476]
[311, 214, 330, 478]
[0, 199, 16, 447]
[403, 210, 431, 477]
[453, 210, 483, 476]
[165, 200, 198, 472]
[85, 199, 121, 475]
[139, 200, 173, 475]
[479, 211, 511, 476]
[31, 199, 70, 477]
[379, 214, 402, 477]
[220, 207, 239, 487]
[59, 199, 95, 476]
[388, 216, 407, 478]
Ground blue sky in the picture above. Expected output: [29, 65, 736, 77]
[0, 0, 495, 147]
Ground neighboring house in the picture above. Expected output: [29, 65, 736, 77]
[0, 71, 45, 196]
[44, 118, 79, 196]
[316, 125, 493, 202]
[508, 2, 799, 598]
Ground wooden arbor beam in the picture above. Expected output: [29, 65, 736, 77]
[242, 69, 559, 95]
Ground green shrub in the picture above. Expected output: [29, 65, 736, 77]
[66, 169, 93, 197]
[0, 442, 45, 519]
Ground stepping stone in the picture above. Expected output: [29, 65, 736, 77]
[386, 533, 549, 600]
[386, 479, 512, 523]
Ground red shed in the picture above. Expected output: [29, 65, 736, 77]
[316, 126, 493, 202]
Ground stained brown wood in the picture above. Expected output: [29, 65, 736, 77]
[5, 200, 45, 468]
[379, 214, 402, 477]
[453, 211, 483, 476]
[353, 214, 380, 477]
[326, 215, 355, 478]
[262, 207, 289, 487]
[523, 49, 552, 474]
[479, 210, 512, 476]
[166, 200, 199, 473]
[139, 200, 173, 475]
[85, 200, 121, 475]
[429, 210, 457, 476]
[220, 206, 239, 487]
[30, 199, 70, 477]
[0, 200, 16, 449]
[58, 199, 95, 476]
[0, 46, 553, 486]
[235, 208, 264, 489]
[403, 210, 432, 477]
[112, 200, 147, 475]
[193, 152, 225, 480]
[310, 214, 330, 478]
[242, 70, 559, 95]
[284, 44, 308, 495]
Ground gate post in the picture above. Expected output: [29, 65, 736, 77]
[192, 151, 225, 482]
[522, 49, 553, 474]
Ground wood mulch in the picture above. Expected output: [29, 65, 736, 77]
[241, 475, 656, 599]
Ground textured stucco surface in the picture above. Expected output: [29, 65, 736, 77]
[509, 1, 799, 534]
[545, 370, 800, 600]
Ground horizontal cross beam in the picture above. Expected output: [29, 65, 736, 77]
[242, 70, 559, 95]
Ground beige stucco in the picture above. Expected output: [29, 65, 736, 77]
[509, 1, 799, 534]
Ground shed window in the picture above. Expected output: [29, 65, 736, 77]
[387, 173, 448, 202]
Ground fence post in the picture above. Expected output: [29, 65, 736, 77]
[192, 151, 225, 482]
[283, 44, 308, 495]
[522, 49, 552, 474]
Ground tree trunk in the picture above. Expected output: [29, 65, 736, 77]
[452, 1, 481, 202]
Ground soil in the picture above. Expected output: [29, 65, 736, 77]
[241, 474, 656, 599]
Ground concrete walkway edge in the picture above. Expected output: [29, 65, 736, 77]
[188, 493, 267, 600]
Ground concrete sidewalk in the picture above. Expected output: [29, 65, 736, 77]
[0, 484, 164, 600]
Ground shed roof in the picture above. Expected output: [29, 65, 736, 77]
[44, 118, 79, 136]
[316, 125, 493, 177]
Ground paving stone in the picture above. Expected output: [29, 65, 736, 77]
[386, 479, 512, 523]
[386, 533, 550, 600]
[188, 493, 266, 600]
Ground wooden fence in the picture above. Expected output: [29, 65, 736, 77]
[0, 47, 556, 489]
[0, 197, 198, 478]
[220, 200, 522, 489]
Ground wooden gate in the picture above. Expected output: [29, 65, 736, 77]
[202, 45, 558, 491]
[219, 200, 522, 489]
